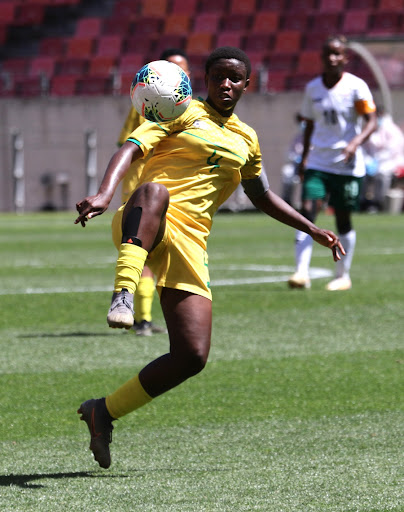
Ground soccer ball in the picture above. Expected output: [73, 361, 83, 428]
[130, 60, 192, 123]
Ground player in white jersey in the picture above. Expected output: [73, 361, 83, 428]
[288, 35, 377, 291]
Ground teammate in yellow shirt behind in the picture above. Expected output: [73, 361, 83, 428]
[117, 48, 191, 336]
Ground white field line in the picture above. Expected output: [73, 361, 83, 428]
[1, 265, 332, 295]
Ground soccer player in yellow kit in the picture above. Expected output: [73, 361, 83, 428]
[75, 46, 345, 469]
[118, 49, 191, 335]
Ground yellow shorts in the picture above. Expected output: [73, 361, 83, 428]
[111, 206, 212, 300]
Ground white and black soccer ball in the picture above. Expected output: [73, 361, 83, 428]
[130, 60, 192, 123]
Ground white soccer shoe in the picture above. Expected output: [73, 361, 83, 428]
[107, 288, 134, 329]
[326, 276, 352, 291]
[288, 272, 311, 289]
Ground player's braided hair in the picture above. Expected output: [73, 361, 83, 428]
[205, 47, 251, 79]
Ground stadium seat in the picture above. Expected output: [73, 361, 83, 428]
[50, 75, 77, 96]
[75, 17, 102, 38]
[57, 58, 87, 76]
[15, 76, 44, 97]
[95, 35, 123, 57]
[296, 50, 322, 75]
[216, 32, 244, 49]
[154, 35, 186, 57]
[77, 76, 112, 95]
[186, 33, 214, 55]
[65, 38, 94, 59]
[39, 37, 66, 57]
[247, 51, 270, 71]
[163, 14, 191, 35]
[111, 0, 139, 20]
[0, 2, 16, 24]
[14, 4, 44, 26]
[251, 11, 279, 32]
[377, 0, 404, 10]
[88, 56, 116, 76]
[29, 56, 56, 78]
[303, 32, 329, 50]
[281, 12, 309, 31]
[259, 0, 287, 9]
[193, 13, 222, 33]
[341, 9, 370, 34]
[347, 0, 376, 6]
[267, 53, 296, 72]
[141, 0, 168, 16]
[170, 0, 198, 13]
[289, 0, 317, 10]
[118, 54, 144, 76]
[132, 17, 163, 37]
[229, 0, 256, 14]
[273, 31, 301, 54]
[102, 16, 131, 36]
[369, 11, 403, 33]
[124, 35, 154, 55]
[310, 12, 342, 32]
[318, 0, 346, 10]
[198, 0, 229, 13]
[221, 14, 252, 31]
[1, 58, 29, 79]
[266, 70, 288, 92]
[244, 33, 273, 53]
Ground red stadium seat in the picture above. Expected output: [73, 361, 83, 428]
[132, 17, 163, 37]
[186, 33, 214, 55]
[216, 32, 244, 49]
[57, 58, 87, 76]
[281, 12, 309, 31]
[88, 56, 117, 76]
[341, 9, 370, 34]
[251, 11, 279, 32]
[171, 0, 198, 13]
[303, 32, 329, 50]
[198, 0, 229, 12]
[347, 0, 376, 6]
[244, 33, 272, 53]
[1, 58, 29, 79]
[273, 31, 301, 54]
[29, 56, 56, 78]
[163, 14, 191, 34]
[259, 0, 287, 9]
[124, 34, 154, 55]
[65, 38, 94, 58]
[296, 50, 322, 75]
[287, 73, 313, 91]
[154, 35, 186, 58]
[77, 76, 112, 95]
[266, 70, 288, 92]
[14, 4, 44, 26]
[111, 0, 139, 20]
[310, 12, 342, 32]
[50, 75, 78, 96]
[318, 0, 346, 10]
[267, 53, 296, 71]
[221, 14, 252, 31]
[95, 35, 123, 57]
[118, 54, 144, 76]
[39, 37, 66, 57]
[193, 13, 222, 33]
[141, 0, 168, 16]
[369, 11, 403, 33]
[76, 17, 102, 37]
[377, 0, 404, 10]
[229, 0, 256, 14]
[289, 0, 317, 10]
[15, 76, 44, 97]
[102, 16, 131, 36]
[0, 2, 16, 24]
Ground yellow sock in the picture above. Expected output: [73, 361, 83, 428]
[105, 374, 152, 419]
[114, 244, 148, 294]
[135, 275, 155, 323]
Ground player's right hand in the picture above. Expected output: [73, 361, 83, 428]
[74, 195, 109, 227]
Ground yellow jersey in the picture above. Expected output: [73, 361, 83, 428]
[127, 98, 263, 249]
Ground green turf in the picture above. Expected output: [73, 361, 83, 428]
[0, 211, 403, 511]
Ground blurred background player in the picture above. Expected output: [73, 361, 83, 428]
[361, 105, 404, 212]
[117, 48, 191, 335]
[288, 35, 377, 291]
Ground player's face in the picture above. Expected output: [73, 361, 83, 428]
[205, 58, 249, 117]
[167, 55, 191, 77]
[321, 41, 347, 74]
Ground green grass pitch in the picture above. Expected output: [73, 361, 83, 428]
[0, 211, 403, 511]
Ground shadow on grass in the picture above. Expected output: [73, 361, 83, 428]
[18, 332, 121, 339]
[0, 471, 126, 489]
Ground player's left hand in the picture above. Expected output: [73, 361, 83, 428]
[311, 229, 346, 262]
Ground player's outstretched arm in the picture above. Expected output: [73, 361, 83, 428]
[251, 188, 345, 262]
[75, 141, 143, 227]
